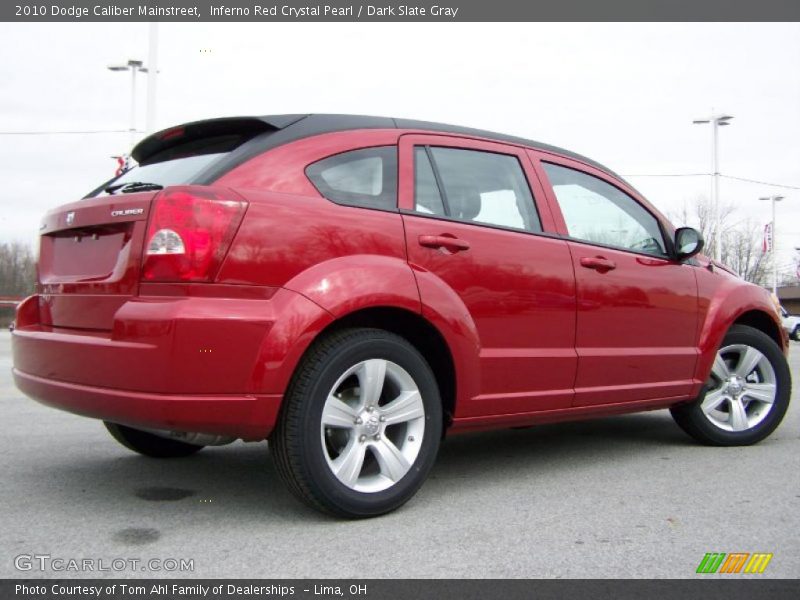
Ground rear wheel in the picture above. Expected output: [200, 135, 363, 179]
[104, 422, 205, 458]
[271, 328, 442, 518]
[670, 325, 791, 446]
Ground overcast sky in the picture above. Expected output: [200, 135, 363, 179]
[1, 22, 798, 272]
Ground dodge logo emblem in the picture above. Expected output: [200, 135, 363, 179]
[65, 211, 75, 226]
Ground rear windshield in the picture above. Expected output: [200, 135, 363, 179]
[86, 130, 263, 197]
[93, 153, 224, 197]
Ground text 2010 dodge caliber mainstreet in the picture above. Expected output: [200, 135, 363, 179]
[11, 114, 792, 517]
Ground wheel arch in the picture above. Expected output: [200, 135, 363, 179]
[269, 255, 482, 431]
[672, 310, 792, 447]
[297, 306, 458, 431]
[695, 300, 787, 386]
[251, 255, 426, 399]
[251, 268, 482, 439]
[733, 309, 784, 349]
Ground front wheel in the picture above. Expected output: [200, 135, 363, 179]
[670, 324, 791, 446]
[271, 328, 442, 518]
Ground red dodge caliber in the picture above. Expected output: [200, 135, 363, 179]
[12, 114, 791, 517]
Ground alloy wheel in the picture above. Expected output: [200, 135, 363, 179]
[320, 359, 426, 493]
[702, 344, 778, 432]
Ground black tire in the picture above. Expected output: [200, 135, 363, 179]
[271, 328, 442, 518]
[792, 327, 799, 342]
[104, 422, 205, 458]
[670, 324, 791, 446]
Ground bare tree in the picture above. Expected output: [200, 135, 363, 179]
[720, 221, 771, 285]
[671, 194, 737, 261]
[669, 197, 774, 285]
[779, 271, 799, 287]
[0, 241, 36, 296]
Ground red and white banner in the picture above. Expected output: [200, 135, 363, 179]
[112, 155, 130, 177]
[763, 222, 773, 253]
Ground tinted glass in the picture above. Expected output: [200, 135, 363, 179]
[420, 147, 541, 232]
[90, 131, 266, 198]
[414, 148, 445, 216]
[306, 146, 397, 210]
[96, 154, 225, 196]
[543, 162, 667, 256]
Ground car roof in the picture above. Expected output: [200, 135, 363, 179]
[131, 113, 624, 184]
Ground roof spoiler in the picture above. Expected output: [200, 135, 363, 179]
[131, 114, 308, 164]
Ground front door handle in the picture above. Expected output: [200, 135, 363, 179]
[418, 235, 471, 253]
[580, 256, 617, 272]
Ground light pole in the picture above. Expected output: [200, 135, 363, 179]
[146, 24, 159, 134]
[693, 112, 734, 262]
[108, 59, 148, 150]
[760, 195, 785, 296]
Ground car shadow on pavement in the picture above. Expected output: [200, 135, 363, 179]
[432, 410, 689, 476]
[32, 410, 691, 522]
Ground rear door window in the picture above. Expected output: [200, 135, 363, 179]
[413, 146, 542, 233]
[414, 147, 446, 216]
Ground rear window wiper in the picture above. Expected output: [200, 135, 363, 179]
[104, 181, 164, 194]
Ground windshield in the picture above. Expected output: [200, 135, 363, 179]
[94, 153, 225, 196]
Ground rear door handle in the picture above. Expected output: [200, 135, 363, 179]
[418, 235, 471, 253]
[579, 256, 617, 272]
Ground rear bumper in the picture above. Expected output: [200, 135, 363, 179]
[12, 293, 280, 395]
[13, 369, 281, 441]
[11, 288, 333, 440]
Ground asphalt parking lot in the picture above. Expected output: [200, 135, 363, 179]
[1, 330, 798, 579]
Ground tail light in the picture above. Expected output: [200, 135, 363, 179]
[142, 187, 247, 282]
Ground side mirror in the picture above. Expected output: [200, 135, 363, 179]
[674, 227, 704, 260]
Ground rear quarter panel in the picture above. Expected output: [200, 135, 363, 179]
[214, 130, 427, 395]
[215, 190, 420, 394]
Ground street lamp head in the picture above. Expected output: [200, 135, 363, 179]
[693, 115, 734, 125]
[108, 60, 146, 73]
[760, 196, 785, 202]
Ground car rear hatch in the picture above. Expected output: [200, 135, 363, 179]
[38, 193, 155, 330]
[36, 115, 303, 331]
